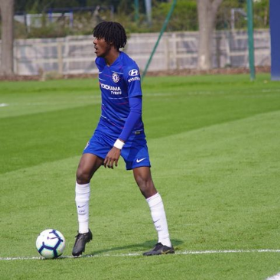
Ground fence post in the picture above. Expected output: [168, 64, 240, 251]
[270, 0, 280, 80]
[57, 41, 63, 74]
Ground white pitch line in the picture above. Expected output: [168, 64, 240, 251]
[0, 103, 8, 107]
[179, 249, 280, 255]
[1, 249, 280, 261]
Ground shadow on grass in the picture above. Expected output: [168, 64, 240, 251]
[86, 239, 184, 256]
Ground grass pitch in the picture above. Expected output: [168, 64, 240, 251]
[1, 74, 280, 280]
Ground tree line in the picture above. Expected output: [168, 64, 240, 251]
[13, 0, 269, 33]
[14, 0, 168, 14]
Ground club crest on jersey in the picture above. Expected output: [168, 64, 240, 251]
[112, 72, 120, 83]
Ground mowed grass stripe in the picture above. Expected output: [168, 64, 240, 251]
[1, 75, 280, 174]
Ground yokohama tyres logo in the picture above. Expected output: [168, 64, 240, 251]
[100, 83, 121, 91]
[100, 83, 122, 95]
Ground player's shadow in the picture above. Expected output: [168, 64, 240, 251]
[84, 239, 183, 256]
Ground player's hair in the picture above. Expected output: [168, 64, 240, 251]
[93, 21, 127, 50]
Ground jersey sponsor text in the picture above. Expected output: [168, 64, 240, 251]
[100, 83, 122, 95]
[128, 77, 141, 83]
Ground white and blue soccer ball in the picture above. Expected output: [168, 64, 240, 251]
[36, 229, 66, 259]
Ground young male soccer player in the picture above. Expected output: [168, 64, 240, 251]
[72, 21, 174, 257]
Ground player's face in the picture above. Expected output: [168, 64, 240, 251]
[93, 37, 112, 58]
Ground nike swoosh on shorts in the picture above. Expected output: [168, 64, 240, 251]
[136, 158, 146, 163]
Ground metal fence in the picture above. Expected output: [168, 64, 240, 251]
[0, 30, 271, 75]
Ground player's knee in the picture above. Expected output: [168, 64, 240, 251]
[76, 168, 91, 184]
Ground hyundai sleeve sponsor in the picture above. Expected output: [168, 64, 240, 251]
[128, 69, 139, 76]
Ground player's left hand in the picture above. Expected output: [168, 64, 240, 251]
[104, 147, 121, 169]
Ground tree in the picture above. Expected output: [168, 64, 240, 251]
[197, 0, 223, 70]
[0, 0, 14, 75]
[153, 0, 197, 32]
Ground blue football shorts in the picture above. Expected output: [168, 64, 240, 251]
[83, 129, 151, 170]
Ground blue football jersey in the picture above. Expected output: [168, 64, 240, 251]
[95, 52, 145, 139]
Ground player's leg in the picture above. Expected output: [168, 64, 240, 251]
[75, 153, 103, 233]
[133, 166, 157, 198]
[76, 153, 103, 184]
[133, 167, 174, 256]
[73, 153, 103, 256]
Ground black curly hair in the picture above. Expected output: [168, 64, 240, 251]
[93, 21, 127, 50]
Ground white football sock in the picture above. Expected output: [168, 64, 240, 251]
[146, 192, 172, 247]
[75, 182, 90, 234]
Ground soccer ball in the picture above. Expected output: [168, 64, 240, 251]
[36, 229, 66, 259]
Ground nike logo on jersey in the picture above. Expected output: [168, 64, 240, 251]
[136, 158, 146, 163]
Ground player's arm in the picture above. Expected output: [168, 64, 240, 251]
[113, 71, 143, 150]
[118, 96, 142, 142]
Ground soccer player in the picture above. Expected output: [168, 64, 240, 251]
[72, 21, 174, 257]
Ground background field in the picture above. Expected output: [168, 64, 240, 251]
[1, 74, 280, 279]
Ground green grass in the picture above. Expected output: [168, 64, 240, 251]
[1, 74, 280, 280]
